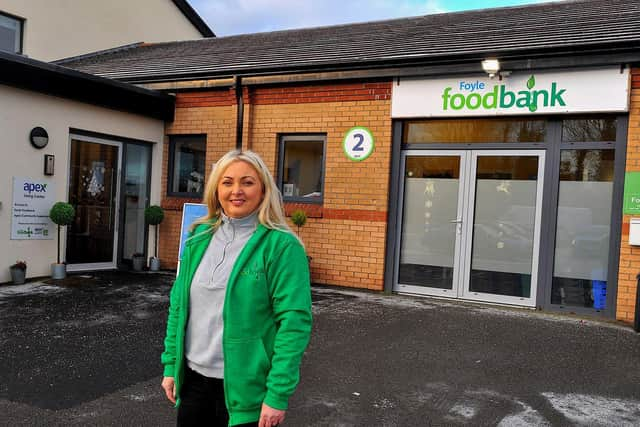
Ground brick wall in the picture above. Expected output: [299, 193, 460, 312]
[245, 82, 392, 290]
[159, 88, 237, 269]
[159, 81, 392, 290]
[617, 67, 640, 322]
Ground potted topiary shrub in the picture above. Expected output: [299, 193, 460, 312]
[144, 205, 164, 271]
[49, 202, 75, 280]
[290, 209, 307, 236]
[290, 209, 312, 280]
[9, 260, 27, 285]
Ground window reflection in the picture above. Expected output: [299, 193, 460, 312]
[552, 150, 614, 309]
[281, 137, 325, 200]
[561, 118, 616, 142]
[169, 135, 206, 196]
[399, 156, 461, 289]
[470, 156, 538, 298]
[404, 118, 546, 143]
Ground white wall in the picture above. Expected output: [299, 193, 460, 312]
[1, 0, 204, 61]
[0, 84, 165, 282]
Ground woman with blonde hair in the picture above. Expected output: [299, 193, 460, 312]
[161, 150, 312, 427]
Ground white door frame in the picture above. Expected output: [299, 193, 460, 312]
[395, 149, 545, 308]
[394, 150, 469, 298]
[66, 134, 122, 272]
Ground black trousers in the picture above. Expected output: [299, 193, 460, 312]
[177, 367, 259, 427]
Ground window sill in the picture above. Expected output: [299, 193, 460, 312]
[284, 202, 323, 218]
[162, 196, 204, 211]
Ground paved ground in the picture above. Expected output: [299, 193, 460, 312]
[2, 271, 640, 426]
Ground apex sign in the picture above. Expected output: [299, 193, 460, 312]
[391, 67, 629, 118]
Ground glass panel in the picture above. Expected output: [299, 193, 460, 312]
[404, 119, 546, 143]
[0, 14, 20, 53]
[552, 150, 614, 309]
[282, 140, 323, 199]
[469, 156, 539, 297]
[67, 140, 119, 264]
[170, 136, 206, 195]
[399, 156, 460, 289]
[562, 118, 617, 142]
[123, 144, 151, 259]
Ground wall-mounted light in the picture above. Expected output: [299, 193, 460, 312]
[481, 59, 501, 78]
[481, 59, 512, 80]
[30, 126, 49, 149]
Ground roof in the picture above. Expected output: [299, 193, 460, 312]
[59, 0, 640, 83]
[171, 0, 215, 38]
[0, 51, 174, 120]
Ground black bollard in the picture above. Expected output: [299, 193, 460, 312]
[635, 274, 640, 332]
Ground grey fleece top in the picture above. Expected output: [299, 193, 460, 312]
[184, 211, 258, 378]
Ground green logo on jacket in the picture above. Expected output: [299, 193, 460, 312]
[240, 263, 265, 279]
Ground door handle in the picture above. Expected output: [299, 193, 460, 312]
[450, 219, 463, 235]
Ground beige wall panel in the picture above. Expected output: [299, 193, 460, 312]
[1, 0, 203, 61]
[0, 84, 165, 282]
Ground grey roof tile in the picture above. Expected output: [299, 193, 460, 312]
[59, 0, 640, 82]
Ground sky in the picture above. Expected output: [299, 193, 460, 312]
[188, 0, 552, 37]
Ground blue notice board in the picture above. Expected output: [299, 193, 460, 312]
[178, 203, 208, 260]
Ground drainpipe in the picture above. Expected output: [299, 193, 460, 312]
[235, 76, 243, 150]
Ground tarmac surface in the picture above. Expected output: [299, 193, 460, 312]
[2, 270, 640, 426]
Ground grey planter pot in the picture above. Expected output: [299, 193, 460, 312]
[51, 263, 66, 280]
[149, 257, 160, 272]
[132, 256, 145, 271]
[10, 267, 26, 284]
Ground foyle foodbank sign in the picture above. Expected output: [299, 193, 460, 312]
[442, 76, 566, 113]
[390, 68, 629, 118]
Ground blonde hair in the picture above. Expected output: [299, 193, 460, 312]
[189, 150, 295, 238]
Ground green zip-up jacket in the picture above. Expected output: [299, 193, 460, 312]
[161, 223, 312, 426]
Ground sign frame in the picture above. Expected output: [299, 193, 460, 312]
[342, 126, 375, 162]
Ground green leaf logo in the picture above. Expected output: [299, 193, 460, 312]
[529, 103, 538, 112]
[527, 75, 536, 90]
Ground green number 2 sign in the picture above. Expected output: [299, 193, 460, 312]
[343, 127, 375, 161]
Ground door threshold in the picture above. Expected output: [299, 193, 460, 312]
[66, 265, 117, 273]
[396, 290, 537, 310]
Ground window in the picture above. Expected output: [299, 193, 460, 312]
[561, 117, 617, 142]
[551, 149, 614, 310]
[403, 118, 546, 143]
[278, 135, 326, 203]
[0, 12, 23, 54]
[167, 135, 206, 197]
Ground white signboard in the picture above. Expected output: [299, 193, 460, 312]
[11, 177, 55, 240]
[392, 67, 630, 118]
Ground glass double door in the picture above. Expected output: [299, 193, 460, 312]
[396, 150, 545, 307]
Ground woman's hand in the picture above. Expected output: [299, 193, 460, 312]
[161, 376, 176, 404]
[259, 403, 286, 427]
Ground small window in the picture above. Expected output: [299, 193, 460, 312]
[279, 135, 326, 203]
[0, 12, 23, 54]
[561, 118, 617, 142]
[167, 135, 206, 197]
